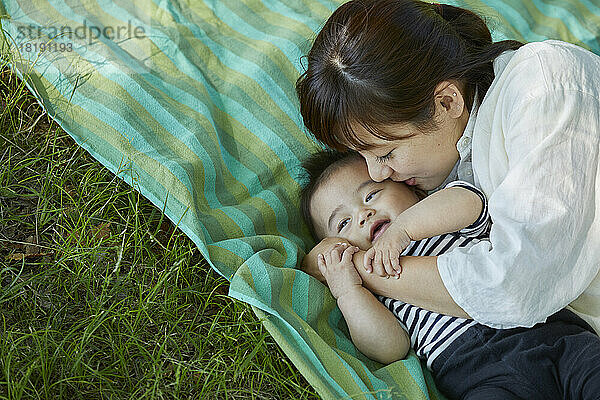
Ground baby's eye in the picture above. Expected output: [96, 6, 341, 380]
[365, 189, 381, 202]
[337, 218, 350, 232]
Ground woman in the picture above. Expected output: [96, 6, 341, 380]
[297, 0, 600, 332]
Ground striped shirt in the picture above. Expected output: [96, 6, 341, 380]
[378, 181, 490, 370]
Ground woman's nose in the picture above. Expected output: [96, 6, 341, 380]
[365, 157, 393, 182]
[358, 209, 374, 226]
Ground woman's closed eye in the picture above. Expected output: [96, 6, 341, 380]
[375, 150, 393, 163]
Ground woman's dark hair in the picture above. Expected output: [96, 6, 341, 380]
[300, 150, 363, 241]
[296, 0, 523, 150]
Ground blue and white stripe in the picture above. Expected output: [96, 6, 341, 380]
[379, 181, 489, 370]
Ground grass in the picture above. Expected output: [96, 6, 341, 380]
[0, 48, 319, 399]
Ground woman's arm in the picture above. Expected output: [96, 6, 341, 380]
[355, 251, 471, 318]
[302, 239, 470, 318]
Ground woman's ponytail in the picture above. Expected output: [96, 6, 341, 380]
[433, 3, 492, 51]
[433, 3, 523, 106]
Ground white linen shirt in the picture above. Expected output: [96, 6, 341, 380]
[437, 40, 600, 332]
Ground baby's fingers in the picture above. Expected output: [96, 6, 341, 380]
[383, 250, 396, 277]
[331, 243, 350, 261]
[364, 248, 375, 273]
[341, 246, 359, 264]
[391, 249, 402, 277]
[322, 249, 333, 267]
[373, 250, 387, 277]
[317, 254, 327, 275]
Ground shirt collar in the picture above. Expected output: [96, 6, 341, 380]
[457, 89, 479, 161]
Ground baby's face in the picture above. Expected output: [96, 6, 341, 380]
[310, 159, 420, 250]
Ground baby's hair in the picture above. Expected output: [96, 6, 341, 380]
[300, 150, 363, 241]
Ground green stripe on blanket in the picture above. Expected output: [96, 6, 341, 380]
[1, 0, 598, 398]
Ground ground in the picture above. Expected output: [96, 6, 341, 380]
[0, 57, 318, 400]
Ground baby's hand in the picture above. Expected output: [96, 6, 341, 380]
[364, 223, 411, 278]
[317, 243, 361, 299]
[302, 237, 351, 283]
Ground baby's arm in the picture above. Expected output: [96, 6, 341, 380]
[396, 182, 484, 241]
[318, 243, 410, 364]
[366, 181, 487, 276]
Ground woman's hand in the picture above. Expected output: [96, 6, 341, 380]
[317, 244, 361, 299]
[364, 223, 411, 278]
[301, 237, 352, 282]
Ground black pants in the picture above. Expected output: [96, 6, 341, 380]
[431, 309, 600, 400]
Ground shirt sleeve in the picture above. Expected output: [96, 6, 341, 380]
[438, 49, 600, 329]
[443, 180, 490, 239]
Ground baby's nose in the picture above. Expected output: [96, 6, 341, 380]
[359, 209, 374, 225]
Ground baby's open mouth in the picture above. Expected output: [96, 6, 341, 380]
[370, 219, 391, 242]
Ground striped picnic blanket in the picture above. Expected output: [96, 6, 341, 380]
[1, 0, 598, 398]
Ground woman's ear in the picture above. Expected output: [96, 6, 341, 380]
[434, 81, 465, 119]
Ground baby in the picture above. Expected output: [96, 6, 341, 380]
[300, 150, 600, 400]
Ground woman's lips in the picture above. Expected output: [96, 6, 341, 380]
[404, 178, 417, 186]
[371, 220, 391, 242]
